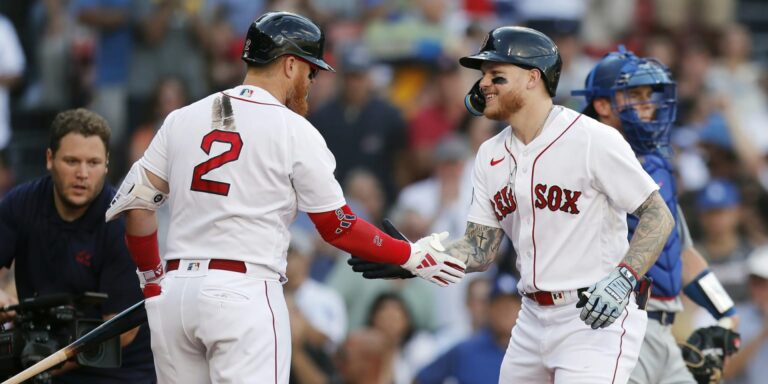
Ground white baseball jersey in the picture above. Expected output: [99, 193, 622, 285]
[467, 106, 658, 294]
[140, 85, 346, 277]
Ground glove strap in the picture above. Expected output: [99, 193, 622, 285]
[617, 263, 639, 289]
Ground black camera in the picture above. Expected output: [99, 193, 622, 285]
[0, 292, 121, 383]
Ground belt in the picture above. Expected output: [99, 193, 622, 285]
[647, 311, 676, 325]
[523, 288, 588, 306]
[166, 259, 247, 274]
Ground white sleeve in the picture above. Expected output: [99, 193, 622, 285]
[0, 17, 25, 75]
[589, 127, 658, 213]
[139, 110, 176, 181]
[466, 144, 502, 228]
[291, 120, 346, 213]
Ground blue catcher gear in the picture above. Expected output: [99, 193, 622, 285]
[572, 46, 676, 155]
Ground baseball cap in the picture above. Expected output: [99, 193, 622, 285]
[339, 44, 372, 74]
[489, 271, 519, 300]
[696, 179, 740, 211]
[433, 135, 469, 162]
[747, 246, 768, 279]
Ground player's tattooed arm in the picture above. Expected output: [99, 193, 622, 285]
[622, 190, 674, 275]
[444, 222, 504, 273]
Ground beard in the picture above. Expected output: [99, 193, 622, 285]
[485, 87, 525, 121]
[286, 77, 310, 117]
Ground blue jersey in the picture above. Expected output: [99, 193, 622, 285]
[627, 154, 682, 298]
[416, 328, 505, 384]
[0, 176, 155, 383]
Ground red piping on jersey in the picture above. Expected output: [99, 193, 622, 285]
[265, 282, 278, 384]
[221, 92, 286, 108]
[503, 140, 518, 165]
[529, 114, 582, 290]
[611, 308, 630, 384]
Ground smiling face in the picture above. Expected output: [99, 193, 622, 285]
[478, 62, 530, 121]
[47, 133, 108, 220]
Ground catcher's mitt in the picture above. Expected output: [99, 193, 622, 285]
[680, 325, 741, 384]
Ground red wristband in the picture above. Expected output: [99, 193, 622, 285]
[125, 230, 162, 271]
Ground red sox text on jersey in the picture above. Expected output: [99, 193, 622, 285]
[491, 184, 582, 221]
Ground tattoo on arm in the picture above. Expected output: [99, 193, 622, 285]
[622, 190, 674, 275]
[445, 222, 504, 273]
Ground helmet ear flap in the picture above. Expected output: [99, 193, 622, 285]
[465, 80, 485, 116]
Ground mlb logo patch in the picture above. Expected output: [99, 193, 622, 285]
[240, 89, 253, 97]
[187, 262, 201, 271]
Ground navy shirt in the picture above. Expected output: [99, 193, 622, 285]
[416, 328, 505, 384]
[0, 176, 155, 383]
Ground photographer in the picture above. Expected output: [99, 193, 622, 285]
[0, 109, 155, 383]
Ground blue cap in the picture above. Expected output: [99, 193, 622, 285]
[696, 179, 740, 211]
[489, 272, 519, 299]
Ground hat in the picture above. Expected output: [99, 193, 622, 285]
[339, 44, 372, 73]
[696, 179, 740, 211]
[489, 272, 519, 299]
[747, 246, 768, 279]
[433, 135, 469, 162]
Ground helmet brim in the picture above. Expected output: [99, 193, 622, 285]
[459, 52, 512, 69]
[302, 55, 335, 72]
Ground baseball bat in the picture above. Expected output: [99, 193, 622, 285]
[2, 299, 147, 384]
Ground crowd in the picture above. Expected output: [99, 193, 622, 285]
[1, 0, 768, 383]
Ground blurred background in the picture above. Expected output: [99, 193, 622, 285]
[1, 0, 768, 383]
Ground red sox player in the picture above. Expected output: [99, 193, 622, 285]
[104, 12, 466, 384]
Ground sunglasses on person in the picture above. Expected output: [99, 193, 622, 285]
[292, 55, 320, 80]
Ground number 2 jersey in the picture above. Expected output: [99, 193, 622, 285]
[139, 85, 346, 278]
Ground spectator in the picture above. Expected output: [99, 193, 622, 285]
[0, 12, 25, 151]
[286, 234, 347, 384]
[74, 0, 133, 169]
[0, 108, 155, 382]
[407, 57, 469, 180]
[695, 178, 752, 302]
[415, 272, 521, 384]
[309, 43, 407, 206]
[722, 246, 768, 383]
[335, 328, 395, 384]
[366, 292, 436, 384]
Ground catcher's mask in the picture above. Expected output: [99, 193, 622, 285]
[460, 26, 562, 97]
[572, 45, 677, 155]
[242, 11, 334, 73]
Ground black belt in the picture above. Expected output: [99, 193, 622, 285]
[647, 311, 676, 325]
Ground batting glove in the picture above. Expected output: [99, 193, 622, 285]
[401, 232, 466, 287]
[137, 263, 164, 298]
[576, 265, 638, 329]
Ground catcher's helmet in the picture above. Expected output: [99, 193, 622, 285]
[242, 11, 334, 72]
[572, 45, 676, 155]
[459, 26, 562, 97]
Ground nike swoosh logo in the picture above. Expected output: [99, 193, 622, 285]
[490, 157, 504, 166]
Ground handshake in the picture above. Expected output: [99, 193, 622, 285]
[348, 219, 466, 287]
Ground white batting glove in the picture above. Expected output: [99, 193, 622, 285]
[576, 265, 638, 329]
[137, 263, 165, 289]
[401, 232, 467, 287]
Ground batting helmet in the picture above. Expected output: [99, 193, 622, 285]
[571, 46, 676, 155]
[459, 26, 562, 97]
[242, 11, 334, 72]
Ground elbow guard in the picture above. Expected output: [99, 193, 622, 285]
[106, 162, 168, 222]
[683, 269, 736, 319]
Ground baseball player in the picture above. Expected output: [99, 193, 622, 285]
[104, 11, 466, 384]
[352, 26, 676, 383]
[572, 46, 740, 384]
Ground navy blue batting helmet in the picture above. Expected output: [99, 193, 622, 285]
[572, 46, 676, 155]
[242, 12, 334, 72]
[460, 26, 562, 97]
